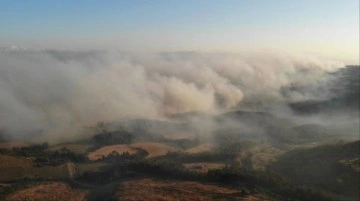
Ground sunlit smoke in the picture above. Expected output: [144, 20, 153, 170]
[0, 48, 344, 141]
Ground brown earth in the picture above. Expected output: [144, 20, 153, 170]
[130, 142, 177, 158]
[115, 178, 275, 201]
[5, 182, 87, 201]
[185, 143, 215, 154]
[88, 142, 177, 160]
[0, 155, 34, 168]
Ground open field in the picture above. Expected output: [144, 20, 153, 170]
[185, 143, 215, 154]
[116, 178, 275, 201]
[130, 142, 177, 158]
[0, 155, 34, 168]
[88, 142, 177, 160]
[0, 165, 68, 182]
[5, 182, 87, 201]
[0, 154, 69, 181]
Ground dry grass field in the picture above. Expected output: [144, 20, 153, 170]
[5, 182, 87, 201]
[130, 142, 177, 158]
[185, 143, 215, 154]
[88, 142, 177, 160]
[0, 155, 68, 181]
[0, 155, 34, 168]
[115, 178, 275, 201]
[0, 165, 68, 182]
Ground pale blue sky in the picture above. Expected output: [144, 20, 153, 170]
[0, 0, 359, 63]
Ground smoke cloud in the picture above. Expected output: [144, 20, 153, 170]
[0, 48, 344, 141]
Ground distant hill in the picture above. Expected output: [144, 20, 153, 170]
[289, 66, 360, 115]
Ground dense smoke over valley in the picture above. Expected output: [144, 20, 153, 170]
[0, 48, 356, 141]
[1, 1, 359, 200]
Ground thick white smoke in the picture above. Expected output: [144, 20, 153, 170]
[0, 48, 344, 141]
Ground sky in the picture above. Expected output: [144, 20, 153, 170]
[0, 0, 359, 64]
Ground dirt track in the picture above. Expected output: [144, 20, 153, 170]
[66, 162, 77, 179]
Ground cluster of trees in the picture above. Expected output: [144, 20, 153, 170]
[97, 148, 149, 163]
[156, 151, 234, 164]
[206, 167, 333, 201]
[0, 142, 49, 157]
[35, 147, 88, 166]
[0, 142, 87, 166]
[165, 138, 199, 150]
[91, 130, 134, 147]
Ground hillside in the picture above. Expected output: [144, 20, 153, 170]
[269, 140, 360, 200]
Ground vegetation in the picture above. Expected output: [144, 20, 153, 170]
[92, 130, 134, 147]
[77, 149, 334, 201]
[269, 140, 360, 200]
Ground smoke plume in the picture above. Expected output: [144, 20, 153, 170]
[0, 48, 344, 141]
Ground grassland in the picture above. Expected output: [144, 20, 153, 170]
[115, 178, 276, 201]
[185, 143, 215, 154]
[5, 182, 87, 201]
[88, 142, 177, 160]
[130, 142, 177, 158]
[0, 155, 34, 168]
[0, 165, 68, 182]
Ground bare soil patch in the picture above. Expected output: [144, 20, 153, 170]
[185, 143, 215, 154]
[116, 178, 274, 201]
[5, 182, 87, 201]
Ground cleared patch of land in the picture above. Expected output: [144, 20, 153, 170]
[185, 143, 214, 154]
[130, 142, 177, 158]
[88, 142, 177, 160]
[0, 155, 34, 168]
[0, 165, 68, 181]
[116, 178, 275, 201]
[0, 155, 69, 181]
[5, 182, 87, 201]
